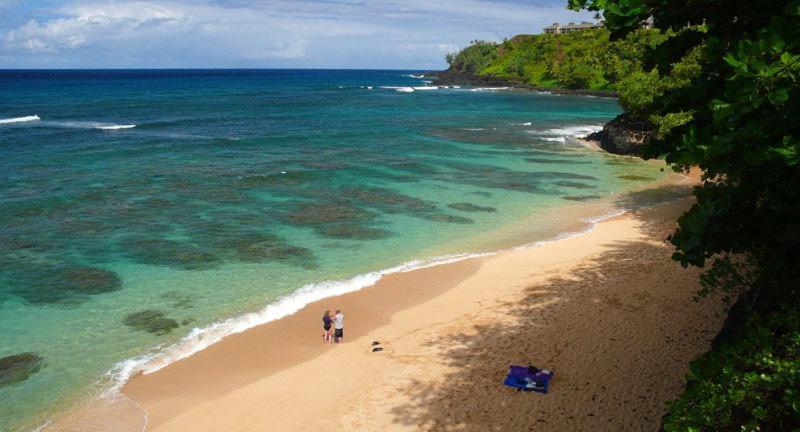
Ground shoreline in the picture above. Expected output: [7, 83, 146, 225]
[116, 197, 723, 432]
[44, 160, 700, 432]
[48, 175, 726, 431]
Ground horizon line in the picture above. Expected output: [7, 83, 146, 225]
[0, 67, 437, 71]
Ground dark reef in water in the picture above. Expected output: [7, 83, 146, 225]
[122, 237, 219, 270]
[0, 353, 44, 388]
[318, 225, 394, 240]
[447, 203, 497, 213]
[563, 195, 603, 201]
[618, 175, 653, 181]
[554, 181, 597, 190]
[124, 310, 180, 335]
[8, 265, 122, 305]
[423, 214, 474, 224]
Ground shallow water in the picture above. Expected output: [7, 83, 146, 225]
[0, 69, 668, 431]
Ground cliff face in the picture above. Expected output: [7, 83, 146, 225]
[586, 114, 655, 156]
[432, 69, 515, 87]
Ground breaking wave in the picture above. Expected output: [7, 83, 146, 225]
[0, 115, 41, 124]
[105, 251, 490, 392]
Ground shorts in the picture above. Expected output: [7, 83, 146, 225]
[334, 328, 343, 338]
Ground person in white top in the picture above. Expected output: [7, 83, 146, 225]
[333, 309, 344, 343]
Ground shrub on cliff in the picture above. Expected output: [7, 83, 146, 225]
[445, 28, 664, 91]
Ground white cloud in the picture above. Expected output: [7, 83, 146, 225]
[0, 0, 595, 68]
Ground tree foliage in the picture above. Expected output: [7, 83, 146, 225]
[662, 301, 800, 431]
[568, 0, 800, 300]
[565, 0, 800, 429]
[446, 29, 665, 90]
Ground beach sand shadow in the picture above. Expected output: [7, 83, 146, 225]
[383, 209, 726, 431]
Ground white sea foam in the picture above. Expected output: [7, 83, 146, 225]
[542, 137, 567, 143]
[412, 86, 438, 91]
[536, 124, 603, 138]
[379, 86, 415, 93]
[404, 74, 426, 79]
[452, 86, 461, 89]
[0, 115, 40, 124]
[512, 122, 532, 126]
[469, 87, 511, 92]
[105, 251, 490, 392]
[96, 124, 136, 130]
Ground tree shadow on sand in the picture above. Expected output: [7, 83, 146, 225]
[384, 208, 726, 431]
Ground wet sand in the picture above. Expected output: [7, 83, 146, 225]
[77, 195, 727, 432]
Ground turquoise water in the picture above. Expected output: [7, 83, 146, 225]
[0, 70, 666, 431]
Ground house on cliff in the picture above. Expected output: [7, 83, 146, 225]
[543, 21, 603, 34]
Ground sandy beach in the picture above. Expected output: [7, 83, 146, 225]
[44, 192, 728, 432]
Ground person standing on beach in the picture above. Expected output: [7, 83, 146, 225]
[322, 310, 333, 344]
[333, 309, 344, 343]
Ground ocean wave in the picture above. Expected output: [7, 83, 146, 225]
[469, 87, 511, 92]
[0, 115, 41, 124]
[403, 74, 426, 79]
[535, 124, 604, 138]
[105, 251, 490, 392]
[379, 86, 416, 93]
[40, 121, 137, 131]
[412, 86, 438, 91]
[95, 124, 136, 130]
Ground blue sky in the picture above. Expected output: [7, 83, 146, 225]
[0, 0, 594, 69]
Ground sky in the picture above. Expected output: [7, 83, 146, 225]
[0, 0, 595, 69]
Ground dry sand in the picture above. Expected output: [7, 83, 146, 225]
[78, 195, 724, 432]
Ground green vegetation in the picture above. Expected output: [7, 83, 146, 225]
[662, 301, 800, 431]
[446, 29, 666, 90]
[566, 0, 800, 430]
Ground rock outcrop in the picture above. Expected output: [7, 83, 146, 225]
[430, 69, 617, 97]
[586, 114, 655, 156]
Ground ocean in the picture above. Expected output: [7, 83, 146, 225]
[0, 69, 671, 431]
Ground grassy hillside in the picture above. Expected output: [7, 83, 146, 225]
[446, 28, 665, 91]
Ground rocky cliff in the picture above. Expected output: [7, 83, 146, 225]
[585, 114, 655, 157]
[431, 69, 617, 97]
